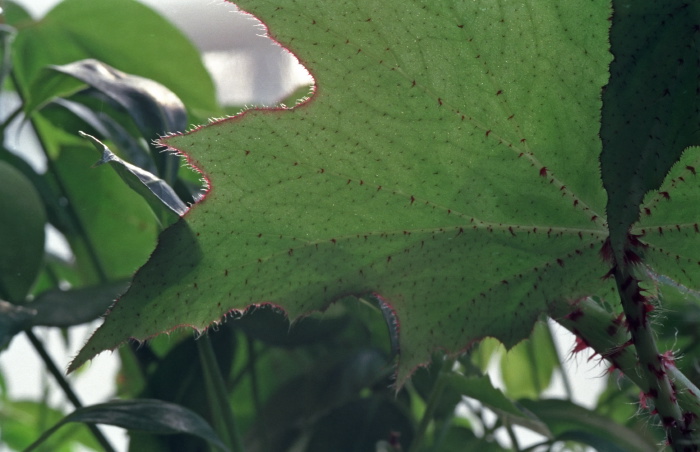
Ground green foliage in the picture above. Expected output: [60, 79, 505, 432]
[3, 0, 700, 451]
[601, 2, 700, 252]
[0, 160, 45, 302]
[72, 0, 616, 388]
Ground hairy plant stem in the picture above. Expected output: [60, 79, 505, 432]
[556, 297, 700, 420]
[613, 261, 688, 449]
[557, 289, 700, 451]
[197, 334, 243, 452]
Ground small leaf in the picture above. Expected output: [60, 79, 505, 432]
[80, 132, 187, 220]
[500, 321, 559, 399]
[25, 399, 230, 452]
[0, 161, 46, 303]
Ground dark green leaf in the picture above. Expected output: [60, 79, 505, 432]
[0, 300, 35, 349]
[51, 97, 157, 174]
[80, 132, 186, 221]
[445, 374, 551, 439]
[25, 399, 230, 452]
[438, 426, 508, 452]
[305, 397, 413, 452]
[50, 59, 187, 138]
[236, 303, 350, 347]
[29, 280, 129, 328]
[519, 398, 656, 452]
[246, 348, 389, 450]
[601, 1, 700, 252]
[0, 160, 46, 302]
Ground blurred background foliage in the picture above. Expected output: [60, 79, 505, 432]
[0, 0, 692, 451]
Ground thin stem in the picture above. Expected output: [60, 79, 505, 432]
[0, 103, 21, 135]
[504, 421, 522, 452]
[408, 358, 453, 452]
[197, 334, 243, 452]
[25, 330, 115, 452]
[548, 322, 574, 400]
[430, 411, 455, 452]
[246, 335, 262, 414]
[227, 344, 270, 391]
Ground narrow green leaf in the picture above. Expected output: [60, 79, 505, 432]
[80, 132, 186, 221]
[600, 1, 700, 252]
[71, 1, 614, 386]
[51, 97, 158, 175]
[50, 59, 187, 138]
[24, 399, 230, 452]
[519, 399, 657, 452]
[48, 136, 160, 281]
[446, 374, 551, 439]
[197, 336, 242, 452]
[0, 161, 46, 302]
[438, 426, 508, 452]
[29, 280, 129, 328]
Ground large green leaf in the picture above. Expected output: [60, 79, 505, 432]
[71, 1, 615, 384]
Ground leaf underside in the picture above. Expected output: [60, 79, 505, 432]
[601, 1, 700, 256]
[72, 1, 618, 384]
